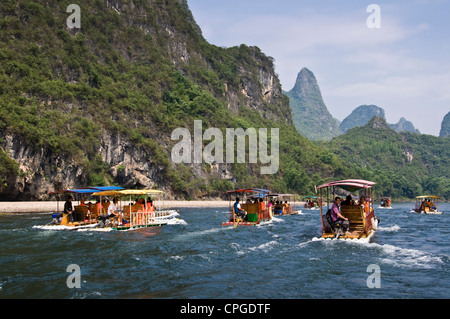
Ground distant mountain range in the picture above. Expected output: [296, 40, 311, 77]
[340, 104, 420, 134]
[287, 68, 424, 140]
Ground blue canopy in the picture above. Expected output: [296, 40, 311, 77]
[81, 186, 124, 191]
[50, 186, 124, 195]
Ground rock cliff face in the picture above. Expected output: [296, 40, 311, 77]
[2, 132, 86, 200]
[285, 68, 341, 140]
[0, 0, 291, 200]
[440, 112, 450, 137]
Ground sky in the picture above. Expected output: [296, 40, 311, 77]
[187, 0, 450, 136]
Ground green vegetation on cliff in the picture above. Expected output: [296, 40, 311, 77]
[0, 0, 345, 199]
[0, 0, 448, 200]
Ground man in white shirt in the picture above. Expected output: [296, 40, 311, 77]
[107, 198, 122, 225]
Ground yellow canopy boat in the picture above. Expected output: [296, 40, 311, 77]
[413, 196, 443, 214]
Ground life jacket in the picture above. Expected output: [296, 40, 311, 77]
[364, 202, 369, 213]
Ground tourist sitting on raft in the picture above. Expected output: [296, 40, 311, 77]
[341, 195, 354, 206]
[274, 201, 284, 215]
[359, 196, 369, 213]
[233, 198, 247, 221]
[330, 197, 350, 234]
[99, 198, 121, 225]
[284, 201, 290, 213]
[146, 199, 155, 212]
[420, 199, 436, 212]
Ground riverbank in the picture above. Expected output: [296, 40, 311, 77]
[0, 200, 231, 213]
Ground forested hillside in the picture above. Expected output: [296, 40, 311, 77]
[0, 0, 347, 200]
[0, 0, 448, 201]
[322, 117, 450, 199]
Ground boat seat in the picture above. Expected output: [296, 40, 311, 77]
[87, 204, 99, 219]
[74, 205, 88, 221]
[341, 205, 365, 231]
[122, 205, 131, 220]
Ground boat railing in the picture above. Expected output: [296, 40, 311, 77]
[129, 211, 157, 226]
[365, 209, 375, 233]
[119, 204, 170, 227]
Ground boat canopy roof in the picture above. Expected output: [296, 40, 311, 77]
[226, 188, 270, 195]
[49, 186, 124, 195]
[316, 179, 376, 192]
[91, 189, 165, 197]
[266, 193, 295, 198]
[415, 195, 440, 199]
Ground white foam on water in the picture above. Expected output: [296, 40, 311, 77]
[169, 255, 185, 261]
[165, 218, 187, 225]
[248, 240, 279, 253]
[271, 216, 284, 223]
[378, 225, 401, 232]
[78, 227, 113, 232]
[175, 226, 232, 241]
[310, 235, 373, 244]
[375, 243, 444, 269]
[310, 234, 444, 269]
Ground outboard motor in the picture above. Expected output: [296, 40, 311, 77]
[52, 213, 62, 224]
[325, 209, 347, 238]
[97, 215, 110, 228]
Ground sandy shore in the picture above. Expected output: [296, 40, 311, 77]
[0, 200, 232, 214]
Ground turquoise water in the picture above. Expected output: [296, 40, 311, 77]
[1, 202, 449, 299]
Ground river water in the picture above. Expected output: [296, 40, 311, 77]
[1, 202, 449, 299]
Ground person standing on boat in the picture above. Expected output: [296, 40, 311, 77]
[64, 195, 75, 223]
[234, 197, 247, 221]
[330, 197, 349, 232]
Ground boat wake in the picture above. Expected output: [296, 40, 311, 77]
[309, 236, 445, 269]
[175, 226, 233, 241]
[410, 210, 444, 215]
[375, 243, 445, 269]
[33, 210, 183, 231]
[377, 225, 400, 232]
[33, 224, 99, 231]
